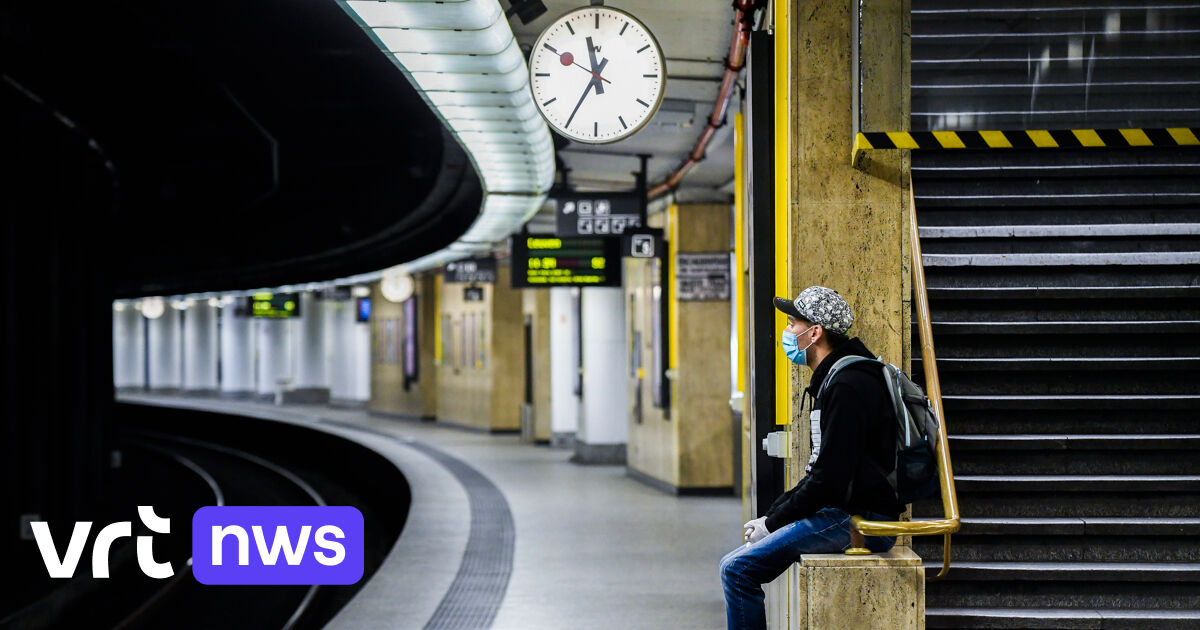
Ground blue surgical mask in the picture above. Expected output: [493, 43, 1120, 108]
[781, 326, 816, 365]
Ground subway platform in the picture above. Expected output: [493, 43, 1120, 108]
[119, 392, 741, 629]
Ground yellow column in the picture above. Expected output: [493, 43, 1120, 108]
[734, 111, 750, 510]
[773, 4, 796, 621]
[773, 0, 793, 435]
[433, 273, 444, 366]
[667, 204, 679, 375]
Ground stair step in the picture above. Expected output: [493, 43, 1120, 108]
[913, 160, 1200, 180]
[950, 434, 1200, 450]
[916, 191, 1200, 207]
[955, 475, 1200, 492]
[915, 356, 1200, 371]
[920, 224, 1200, 239]
[913, 17, 1200, 40]
[911, 150, 1199, 170]
[924, 286, 1200, 300]
[931, 369, 1195, 393]
[948, 449, 1200, 476]
[943, 394, 1200, 410]
[931, 562, 1200, 582]
[913, 74, 1200, 90]
[923, 251, 1200, 267]
[942, 408, 1200, 436]
[925, 239, 1200, 258]
[1082, 518, 1200, 536]
[954, 517, 1200, 537]
[923, 267, 1200, 290]
[956, 517, 1086, 536]
[927, 607, 1200, 630]
[927, 321, 1200, 335]
[919, 210, 1200, 233]
[919, 491, 1200, 518]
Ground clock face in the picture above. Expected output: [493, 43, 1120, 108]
[529, 6, 665, 144]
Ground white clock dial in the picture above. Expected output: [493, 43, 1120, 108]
[529, 6, 666, 144]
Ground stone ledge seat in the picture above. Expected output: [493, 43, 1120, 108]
[766, 546, 926, 629]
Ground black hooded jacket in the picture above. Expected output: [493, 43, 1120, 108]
[763, 337, 903, 532]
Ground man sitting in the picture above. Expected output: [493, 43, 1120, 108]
[720, 286, 901, 630]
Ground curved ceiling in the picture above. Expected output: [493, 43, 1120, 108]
[2, 0, 482, 297]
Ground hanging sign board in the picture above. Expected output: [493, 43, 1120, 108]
[247, 292, 301, 318]
[620, 228, 664, 259]
[511, 236, 622, 288]
[554, 192, 646, 237]
[445, 257, 497, 283]
[676, 253, 731, 301]
[319, 286, 352, 301]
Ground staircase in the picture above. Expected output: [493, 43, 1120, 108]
[909, 146, 1200, 629]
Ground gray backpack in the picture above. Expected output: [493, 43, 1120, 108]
[819, 355, 941, 504]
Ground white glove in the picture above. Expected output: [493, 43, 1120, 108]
[743, 517, 769, 544]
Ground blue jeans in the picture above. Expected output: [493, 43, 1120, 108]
[719, 507, 896, 630]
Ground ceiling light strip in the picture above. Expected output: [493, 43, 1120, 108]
[339, 0, 554, 271]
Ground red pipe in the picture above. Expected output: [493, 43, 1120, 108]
[648, 0, 756, 199]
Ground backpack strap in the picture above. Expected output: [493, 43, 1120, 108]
[816, 355, 882, 400]
[877, 362, 912, 445]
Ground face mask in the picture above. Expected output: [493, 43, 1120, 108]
[781, 325, 816, 365]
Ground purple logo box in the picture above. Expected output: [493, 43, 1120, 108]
[192, 506, 364, 585]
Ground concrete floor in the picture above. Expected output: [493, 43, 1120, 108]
[124, 395, 742, 629]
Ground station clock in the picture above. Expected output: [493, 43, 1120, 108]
[529, 5, 665, 144]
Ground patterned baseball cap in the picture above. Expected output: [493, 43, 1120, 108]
[771, 286, 854, 335]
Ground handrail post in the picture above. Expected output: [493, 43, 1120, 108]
[843, 177, 961, 580]
[846, 529, 871, 555]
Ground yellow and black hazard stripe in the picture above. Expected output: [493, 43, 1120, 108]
[857, 127, 1200, 152]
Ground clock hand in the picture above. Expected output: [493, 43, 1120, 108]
[564, 57, 609, 129]
[590, 57, 609, 83]
[565, 79, 595, 130]
[553, 48, 612, 84]
[573, 62, 612, 84]
[585, 36, 604, 94]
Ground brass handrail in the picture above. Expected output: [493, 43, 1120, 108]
[845, 177, 961, 579]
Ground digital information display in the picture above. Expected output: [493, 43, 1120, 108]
[554, 192, 646, 237]
[511, 236, 622, 288]
[249, 292, 300, 318]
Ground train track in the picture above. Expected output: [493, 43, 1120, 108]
[114, 432, 326, 630]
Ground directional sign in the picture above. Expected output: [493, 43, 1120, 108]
[621, 228, 664, 259]
[445, 257, 497, 283]
[554, 192, 645, 238]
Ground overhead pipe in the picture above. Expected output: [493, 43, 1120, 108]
[647, 0, 758, 199]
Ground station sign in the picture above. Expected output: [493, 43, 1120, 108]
[620, 228, 664, 259]
[445, 257, 497, 283]
[248, 292, 301, 318]
[319, 286, 352, 301]
[511, 236, 622, 288]
[676, 253, 731, 301]
[553, 192, 646, 237]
